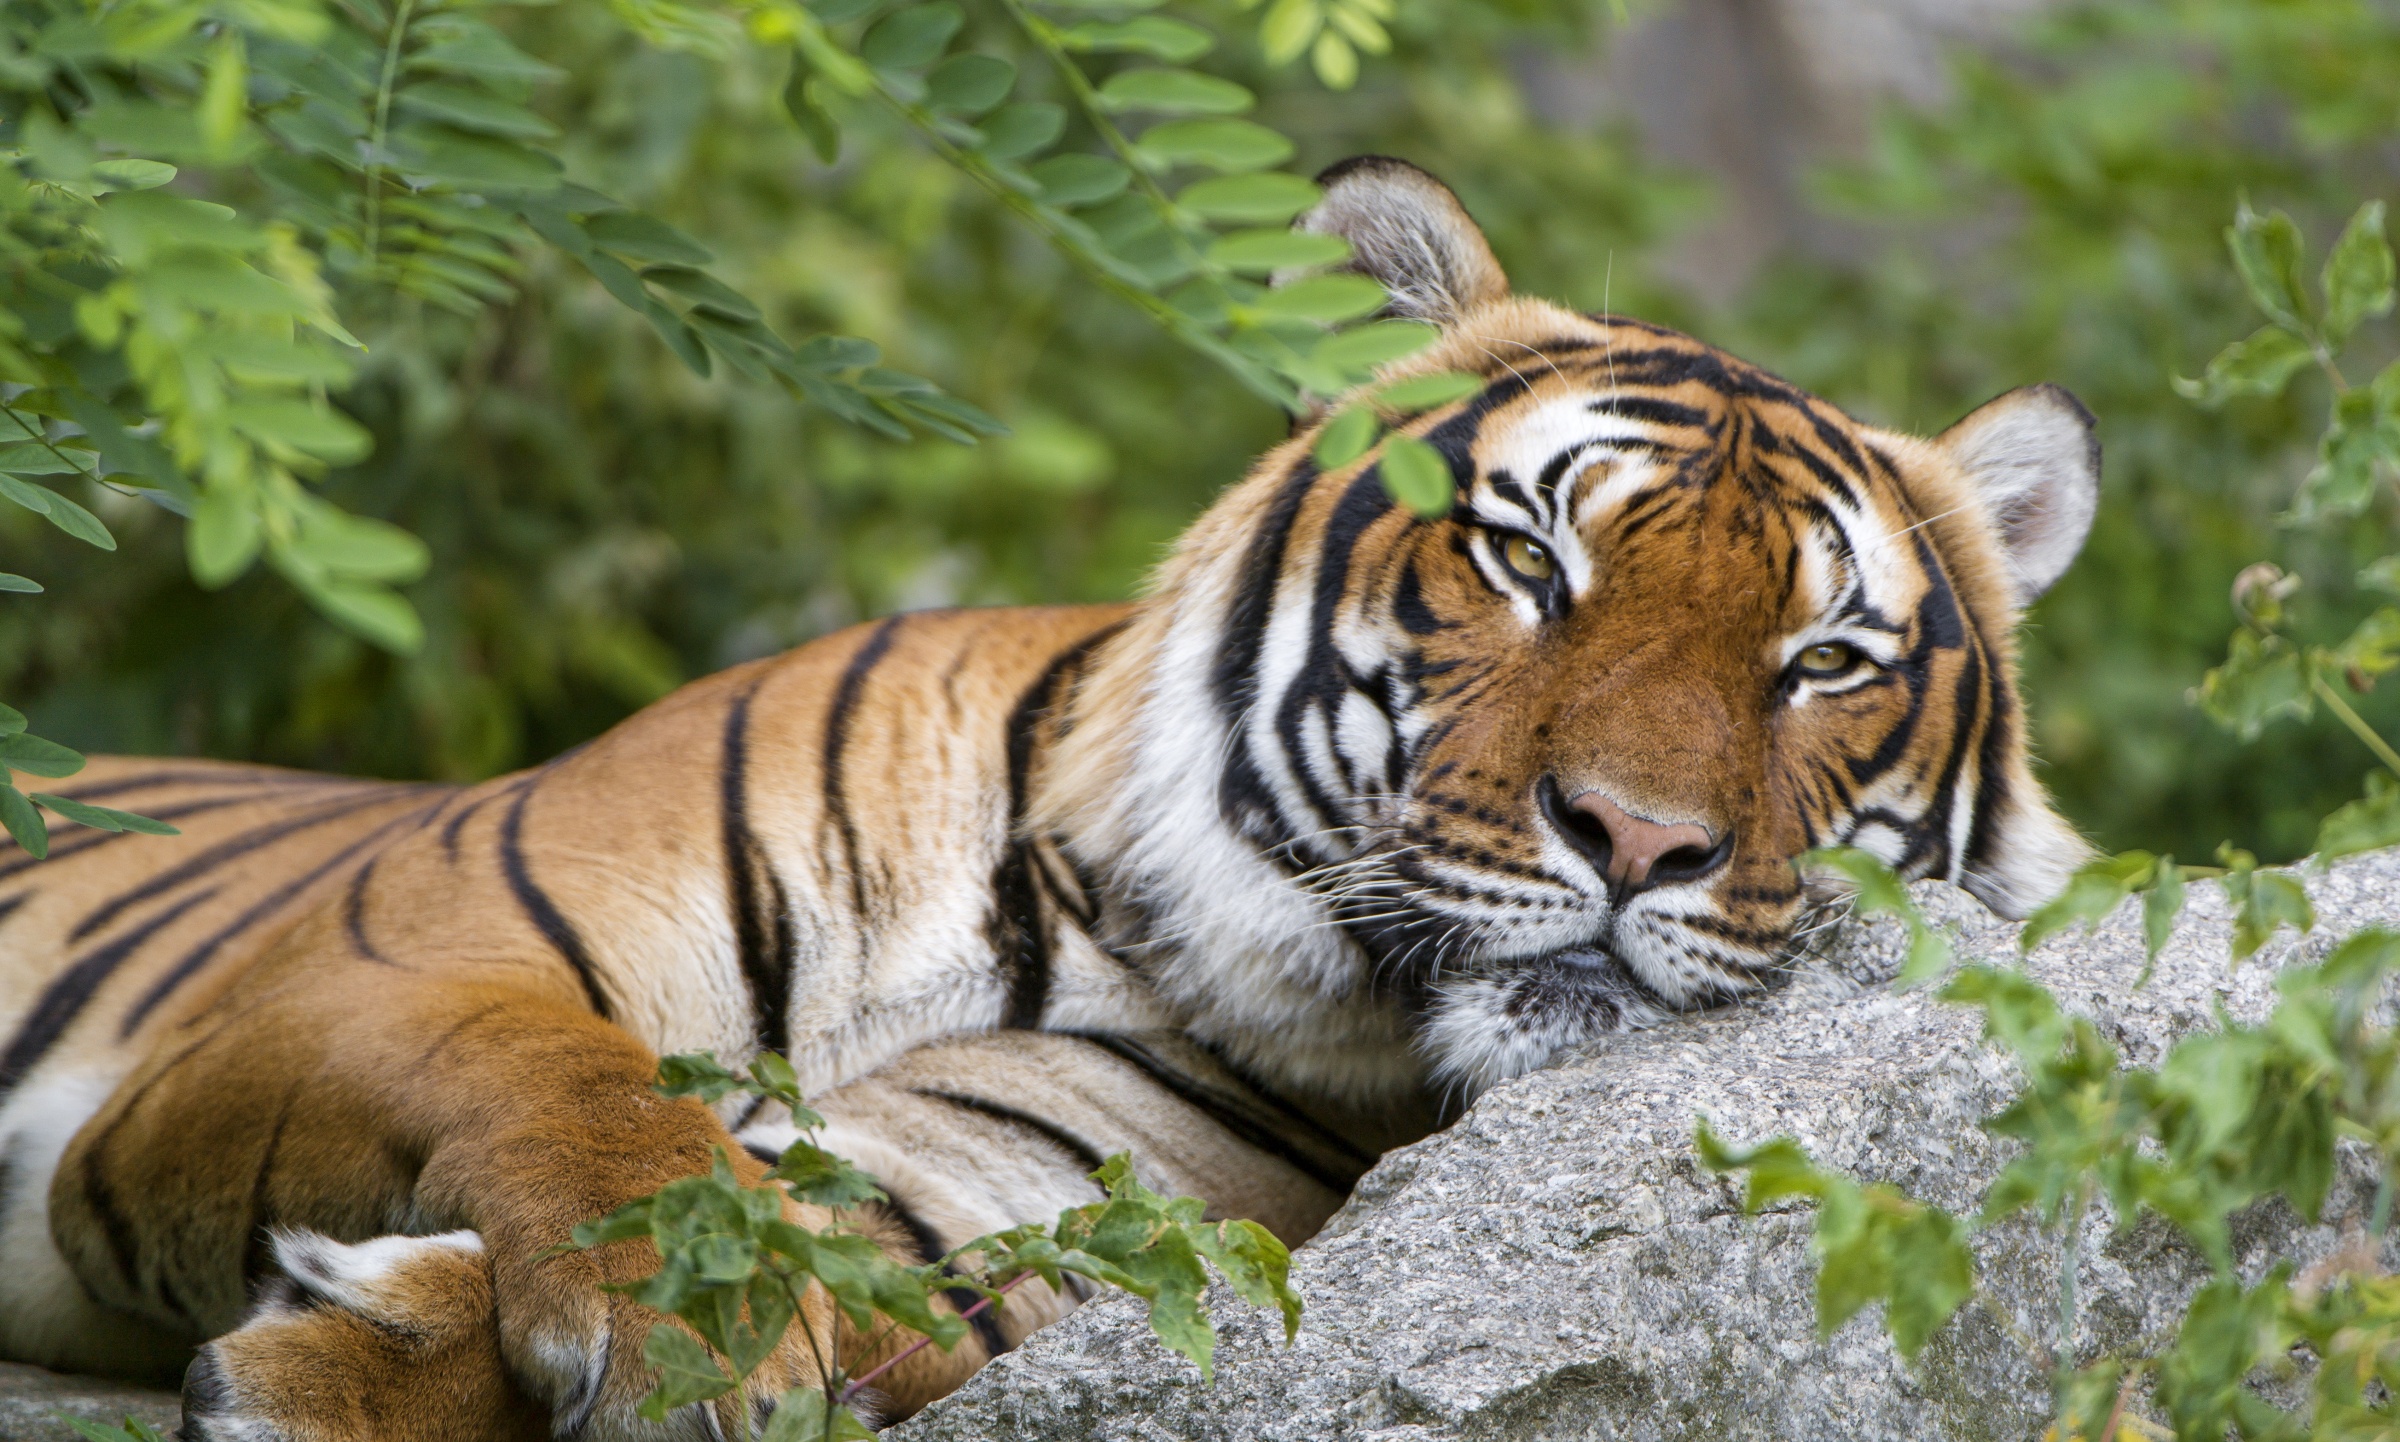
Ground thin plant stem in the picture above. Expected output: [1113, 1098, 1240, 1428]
[362, 0, 418, 273]
[2054, 1180, 2091, 1409]
[994, 0, 1206, 270]
[2097, 1360, 2143, 1442]
[2311, 671, 2400, 780]
[837, 1271, 1035, 1404]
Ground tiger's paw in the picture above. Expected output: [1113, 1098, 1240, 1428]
[183, 1229, 546, 1442]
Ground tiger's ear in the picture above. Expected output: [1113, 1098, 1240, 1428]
[1935, 384, 2101, 608]
[1295, 156, 1509, 325]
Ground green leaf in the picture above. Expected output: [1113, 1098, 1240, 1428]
[2218, 846, 2314, 963]
[1313, 406, 1378, 468]
[2293, 388, 2400, 521]
[227, 400, 374, 465]
[1259, 0, 1321, 64]
[1136, 118, 1294, 173]
[584, 212, 715, 267]
[88, 158, 176, 192]
[644, 267, 765, 322]
[783, 55, 842, 163]
[292, 576, 424, 654]
[1207, 229, 1349, 275]
[1939, 963, 2066, 1067]
[2319, 772, 2400, 863]
[1177, 172, 1318, 225]
[390, 126, 562, 191]
[767, 1138, 887, 1207]
[410, 23, 566, 83]
[1379, 435, 1452, 518]
[32, 794, 179, 836]
[1251, 273, 1385, 323]
[291, 508, 430, 584]
[975, 103, 1064, 162]
[0, 475, 116, 551]
[189, 489, 264, 588]
[0, 705, 23, 736]
[0, 738, 82, 782]
[1059, 18, 1215, 62]
[0, 443, 94, 475]
[1377, 371, 1483, 411]
[1693, 1119, 1833, 1211]
[634, 1326, 736, 1421]
[2020, 851, 2155, 952]
[396, 82, 559, 140]
[1193, 1219, 1299, 1343]
[655, 1051, 750, 1103]
[1097, 68, 1254, 116]
[2173, 325, 2312, 408]
[862, 4, 963, 70]
[1029, 154, 1132, 208]
[2196, 629, 2310, 740]
[0, 785, 50, 859]
[926, 53, 1016, 115]
[2142, 856, 2184, 978]
[1311, 318, 1437, 372]
[2321, 200, 2394, 346]
[2228, 200, 2312, 333]
[761, 1390, 876, 1442]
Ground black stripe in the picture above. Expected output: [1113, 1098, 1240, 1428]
[499, 783, 610, 1017]
[43, 767, 368, 805]
[0, 888, 219, 1106]
[989, 627, 1125, 1030]
[1063, 1033, 1369, 1193]
[76, 1026, 224, 1309]
[912, 1088, 1109, 1177]
[871, 1189, 1013, 1358]
[0, 892, 27, 928]
[722, 678, 794, 1056]
[343, 854, 391, 964]
[0, 786, 375, 887]
[822, 617, 905, 923]
[240, 1088, 299, 1283]
[121, 798, 448, 1037]
[68, 788, 405, 943]
[1211, 460, 1320, 723]
[1587, 394, 1711, 430]
[1270, 467, 1399, 851]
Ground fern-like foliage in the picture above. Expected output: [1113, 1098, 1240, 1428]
[0, 0, 1448, 856]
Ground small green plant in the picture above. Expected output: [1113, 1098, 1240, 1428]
[1704, 845, 2400, 1440]
[56, 1417, 168, 1442]
[566, 1049, 1301, 1440]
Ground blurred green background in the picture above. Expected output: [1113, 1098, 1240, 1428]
[6, 0, 2397, 862]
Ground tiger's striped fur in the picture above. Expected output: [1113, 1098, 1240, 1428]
[0, 158, 2093, 1439]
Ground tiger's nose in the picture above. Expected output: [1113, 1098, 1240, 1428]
[1546, 784, 1732, 894]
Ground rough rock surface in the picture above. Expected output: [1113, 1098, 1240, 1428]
[892, 853, 2400, 1442]
[12, 855, 2400, 1440]
[0, 1362, 177, 1441]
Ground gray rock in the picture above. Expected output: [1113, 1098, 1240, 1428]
[893, 852, 2400, 1442]
[0, 1362, 177, 1442]
[15, 854, 2399, 1440]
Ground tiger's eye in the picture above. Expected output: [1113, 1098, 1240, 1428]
[1501, 535, 1556, 582]
[1796, 642, 1858, 676]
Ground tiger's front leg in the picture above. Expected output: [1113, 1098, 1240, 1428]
[51, 971, 834, 1441]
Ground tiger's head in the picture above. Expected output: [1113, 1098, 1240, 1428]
[1045, 158, 2095, 1100]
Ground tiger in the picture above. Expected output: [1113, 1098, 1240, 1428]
[0, 155, 2096, 1440]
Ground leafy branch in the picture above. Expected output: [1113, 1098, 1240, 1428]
[564, 1049, 1301, 1440]
[1707, 847, 2400, 1441]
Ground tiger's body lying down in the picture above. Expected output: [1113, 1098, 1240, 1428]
[0, 158, 2097, 1439]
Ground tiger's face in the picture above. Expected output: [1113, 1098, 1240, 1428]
[1189, 160, 2096, 1093]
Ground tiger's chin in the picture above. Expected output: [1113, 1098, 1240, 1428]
[1416, 947, 1674, 1098]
